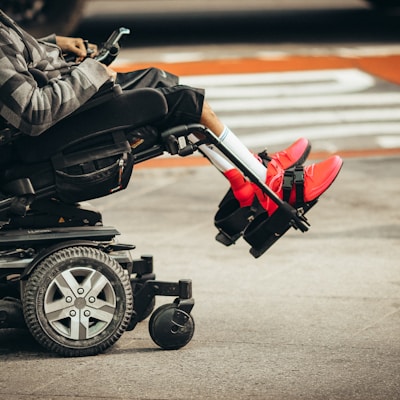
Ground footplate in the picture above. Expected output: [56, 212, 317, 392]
[214, 188, 317, 258]
[243, 200, 316, 258]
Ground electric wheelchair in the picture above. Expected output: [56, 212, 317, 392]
[0, 29, 314, 357]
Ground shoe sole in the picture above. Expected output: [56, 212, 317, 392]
[286, 141, 312, 169]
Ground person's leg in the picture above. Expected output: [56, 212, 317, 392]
[117, 76, 307, 178]
[115, 71, 313, 183]
[198, 101, 312, 180]
[116, 68, 179, 90]
[199, 101, 311, 171]
[156, 85, 342, 213]
[198, 100, 343, 213]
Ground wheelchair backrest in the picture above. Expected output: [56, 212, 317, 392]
[0, 87, 169, 219]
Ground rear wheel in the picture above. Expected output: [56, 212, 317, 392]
[23, 246, 133, 357]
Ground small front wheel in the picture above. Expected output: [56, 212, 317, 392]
[149, 303, 194, 350]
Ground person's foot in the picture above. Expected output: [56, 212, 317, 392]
[257, 155, 343, 214]
[225, 155, 343, 214]
[258, 137, 311, 170]
[224, 138, 312, 207]
[296, 156, 343, 204]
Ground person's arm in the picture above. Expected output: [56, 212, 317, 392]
[0, 39, 114, 136]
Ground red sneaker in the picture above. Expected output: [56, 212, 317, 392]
[295, 155, 343, 203]
[257, 156, 343, 214]
[217, 155, 342, 249]
[258, 137, 311, 170]
[225, 138, 312, 207]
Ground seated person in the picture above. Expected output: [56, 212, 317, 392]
[0, 9, 342, 220]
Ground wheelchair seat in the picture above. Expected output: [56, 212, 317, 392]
[0, 86, 169, 225]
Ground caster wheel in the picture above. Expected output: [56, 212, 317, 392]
[23, 246, 133, 357]
[149, 303, 194, 350]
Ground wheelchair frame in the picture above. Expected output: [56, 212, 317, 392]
[0, 102, 315, 356]
[0, 28, 315, 355]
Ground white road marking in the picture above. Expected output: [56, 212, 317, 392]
[221, 108, 400, 129]
[241, 123, 400, 147]
[377, 135, 400, 149]
[183, 69, 374, 91]
[181, 68, 400, 149]
[203, 93, 400, 112]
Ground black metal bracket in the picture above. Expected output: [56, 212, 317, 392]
[129, 274, 194, 331]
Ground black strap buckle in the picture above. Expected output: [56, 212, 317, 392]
[282, 169, 294, 202]
[281, 166, 305, 206]
[293, 165, 305, 207]
[257, 149, 272, 167]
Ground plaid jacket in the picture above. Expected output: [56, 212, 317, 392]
[0, 10, 111, 136]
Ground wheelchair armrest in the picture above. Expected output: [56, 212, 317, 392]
[73, 82, 123, 115]
[93, 80, 121, 99]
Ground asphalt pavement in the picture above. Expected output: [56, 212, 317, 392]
[0, 1, 399, 398]
[0, 153, 399, 400]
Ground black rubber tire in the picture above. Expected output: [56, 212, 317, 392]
[23, 246, 133, 357]
[149, 303, 195, 350]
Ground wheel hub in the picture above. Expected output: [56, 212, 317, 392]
[74, 297, 86, 309]
[43, 266, 117, 340]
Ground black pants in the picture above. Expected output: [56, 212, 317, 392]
[116, 67, 205, 129]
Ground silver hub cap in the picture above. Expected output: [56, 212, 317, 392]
[44, 267, 117, 340]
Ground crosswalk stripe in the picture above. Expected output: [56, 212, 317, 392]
[183, 69, 373, 87]
[242, 123, 400, 147]
[183, 69, 374, 98]
[182, 68, 400, 149]
[221, 108, 400, 129]
[377, 136, 400, 148]
[203, 93, 400, 112]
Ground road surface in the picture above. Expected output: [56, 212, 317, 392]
[0, 3, 399, 399]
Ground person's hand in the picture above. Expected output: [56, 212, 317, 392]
[56, 36, 98, 62]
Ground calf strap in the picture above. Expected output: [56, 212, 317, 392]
[282, 166, 305, 207]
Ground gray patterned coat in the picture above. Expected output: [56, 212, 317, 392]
[0, 10, 111, 136]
